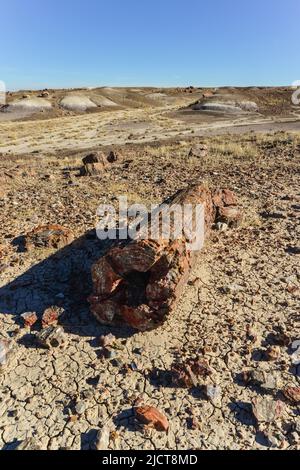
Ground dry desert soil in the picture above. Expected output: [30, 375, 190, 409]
[0, 86, 299, 450]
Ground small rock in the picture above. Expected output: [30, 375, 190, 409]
[38, 91, 49, 98]
[252, 397, 283, 423]
[282, 386, 300, 404]
[204, 384, 221, 402]
[36, 326, 66, 349]
[265, 345, 281, 362]
[188, 144, 208, 158]
[42, 306, 62, 328]
[154, 176, 164, 185]
[102, 348, 117, 360]
[98, 387, 110, 401]
[0, 339, 15, 372]
[133, 347, 144, 355]
[289, 432, 299, 444]
[171, 357, 212, 388]
[246, 325, 258, 343]
[82, 389, 94, 400]
[111, 358, 123, 368]
[99, 333, 116, 348]
[246, 369, 279, 391]
[81, 162, 106, 176]
[95, 426, 110, 450]
[291, 340, 300, 365]
[20, 311, 38, 328]
[222, 283, 244, 294]
[216, 222, 228, 232]
[188, 416, 199, 430]
[75, 401, 87, 415]
[135, 405, 169, 432]
[264, 430, 286, 449]
[261, 373, 278, 391]
[68, 415, 78, 423]
[218, 206, 243, 226]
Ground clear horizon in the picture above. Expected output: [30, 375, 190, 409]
[1, 0, 299, 90]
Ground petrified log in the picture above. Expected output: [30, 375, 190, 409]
[81, 152, 107, 176]
[89, 183, 242, 331]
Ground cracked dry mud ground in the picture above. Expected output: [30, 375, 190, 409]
[0, 132, 299, 450]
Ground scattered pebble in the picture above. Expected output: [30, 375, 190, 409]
[252, 397, 283, 423]
[0, 338, 15, 372]
[135, 405, 169, 432]
[42, 306, 62, 328]
[222, 283, 244, 294]
[171, 357, 212, 388]
[75, 400, 87, 415]
[216, 222, 228, 232]
[265, 345, 281, 362]
[95, 426, 110, 450]
[20, 311, 38, 328]
[99, 333, 116, 348]
[291, 340, 300, 365]
[204, 384, 221, 402]
[35, 326, 66, 349]
[282, 386, 300, 404]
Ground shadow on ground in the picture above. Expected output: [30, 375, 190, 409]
[0, 230, 134, 339]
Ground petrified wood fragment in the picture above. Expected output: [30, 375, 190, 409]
[25, 224, 74, 251]
[36, 326, 66, 349]
[89, 183, 242, 331]
[135, 405, 169, 432]
[171, 357, 212, 388]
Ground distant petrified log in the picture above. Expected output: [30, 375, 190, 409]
[89, 183, 242, 331]
[81, 152, 107, 176]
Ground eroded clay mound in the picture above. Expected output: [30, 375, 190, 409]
[91, 95, 118, 107]
[146, 92, 168, 99]
[238, 101, 259, 112]
[8, 97, 52, 111]
[192, 102, 243, 113]
[60, 95, 98, 111]
[191, 95, 258, 114]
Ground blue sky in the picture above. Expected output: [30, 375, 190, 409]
[0, 0, 299, 90]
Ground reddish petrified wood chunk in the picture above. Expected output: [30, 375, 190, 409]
[135, 405, 169, 432]
[283, 386, 300, 404]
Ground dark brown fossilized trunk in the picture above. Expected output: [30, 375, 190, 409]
[89, 183, 242, 331]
